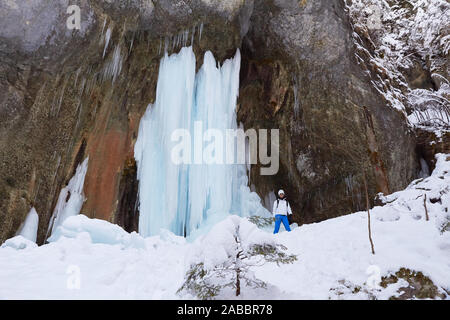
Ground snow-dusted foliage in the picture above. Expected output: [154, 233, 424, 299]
[345, 0, 449, 136]
[376, 153, 450, 235]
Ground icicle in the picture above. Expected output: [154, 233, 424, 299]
[53, 155, 61, 182]
[75, 102, 83, 131]
[129, 32, 135, 54]
[47, 158, 89, 237]
[344, 175, 353, 196]
[64, 141, 73, 165]
[191, 25, 195, 46]
[103, 28, 111, 58]
[184, 30, 189, 47]
[172, 35, 176, 51]
[85, 77, 94, 96]
[74, 67, 81, 87]
[164, 36, 169, 53]
[419, 158, 430, 178]
[102, 45, 123, 83]
[79, 77, 86, 96]
[49, 87, 58, 116]
[55, 76, 68, 117]
[199, 22, 204, 41]
[101, 17, 107, 36]
[293, 74, 300, 117]
[33, 181, 40, 204]
[16, 207, 39, 243]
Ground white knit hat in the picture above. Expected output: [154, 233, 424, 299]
[278, 189, 285, 196]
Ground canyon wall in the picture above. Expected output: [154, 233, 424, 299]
[0, 0, 427, 244]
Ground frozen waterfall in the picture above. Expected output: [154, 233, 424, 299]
[47, 157, 89, 238]
[134, 46, 269, 238]
[16, 207, 39, 243]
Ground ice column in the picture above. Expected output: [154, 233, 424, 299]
[47, 157, 89, 236]
[135, 46, 267, 237]
[16, 207, 39, 243]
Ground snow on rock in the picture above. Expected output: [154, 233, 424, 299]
[0, 154, 449, 299]
[255, 153, 450, 299]
[48, 214, 146, 250]
[345, 0, 450, 136]
[1, 236, 38, 250]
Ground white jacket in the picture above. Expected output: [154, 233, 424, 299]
[273, 198, 292, 216]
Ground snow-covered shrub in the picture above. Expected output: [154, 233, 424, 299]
[380, 268, 447, 299]
[247, 216, 274, 228]
[178, 216, 296, 299]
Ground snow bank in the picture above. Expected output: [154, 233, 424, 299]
[0, 218, 187, 299]
[1, 236, 38, 250]
[255, 153, 450, 299]
[1, 154, 449, 299]
[48, 214, 146, 250]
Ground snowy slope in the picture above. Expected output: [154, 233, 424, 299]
[0, 154, 449, 300]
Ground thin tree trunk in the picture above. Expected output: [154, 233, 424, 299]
[424, 194, 429, 221]
[235, 235, 242, 296]
[363, 173, 375, 255]
[236, 268, 240, 296]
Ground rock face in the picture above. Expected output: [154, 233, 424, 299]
[0, 0, 426, 243]
[238, 0, 419, 223]
[0, 0, 247, 244]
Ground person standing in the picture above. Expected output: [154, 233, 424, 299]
[273, 189, 292, 234]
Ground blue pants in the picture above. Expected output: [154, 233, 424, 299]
[273, 215, 291, 234]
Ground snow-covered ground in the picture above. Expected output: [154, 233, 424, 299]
[1, 154, 449, 300]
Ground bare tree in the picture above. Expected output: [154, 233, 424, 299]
[363, 173, 375, 255]
[423, 194, 429, 221]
